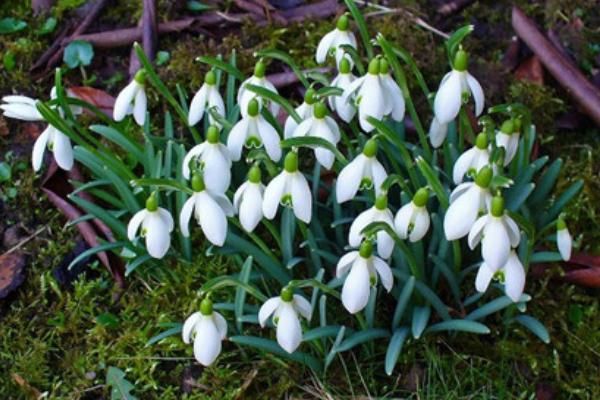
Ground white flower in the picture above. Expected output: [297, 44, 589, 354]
[127, 195, 174, 259]
[433, 50, 484, 125]
[444, 166, 493, 241]
[557, 218, 572, 261]
[394, 188, 430, 242]
[284, 89, 316, 139]
[238, 60, 279, 118]
[188, 70, 225, 127]
[468, 196, 520, 271]
[292, 102, 340, 169]
[183, 126, 232, 194]
[315, 15, 357, 67]
[263, 152, 312, 223]
[227, 99, 281, 162]
[233, 166, 265, 233]
[475, 250, 525, 302]
[329, 58, 357, 122]
[495, 119, 520, 166]
[453, 133, 491, 184]
[429, 117, 449, 148]
[1, 95, 43, 121]
[180, 174, 234, 246]
[336, 139, 387, 203]
[259, 288, 312, 353]
[114, 69, 147, 126]
[336, 241, 393, 314]
[182, 299, 227, 366]
[349, 195, 395, 259]
[379, 59, 405, 122]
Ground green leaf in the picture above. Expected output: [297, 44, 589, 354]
[37, 17, 57, 35]
[0, 162, 12, 182]
[3, 50, 15, 71]
[245, 83, 300, 123]
[445, 24, 474, 61]
[392, 277, 415, 329]
[63, 40, 94, 68]
[530, 252, 563, 263]
[235, 257, 253, 332]
[337, 328, 390, 352]
[106, 366, 138, 400]
[466, 294, 531, 321]
[0, 18, 27, 34]
[96, 312, 119, 328]
[528, 159, 562, 206]
[411, 306, 431, 339]
[196, 55, 244, 81]
[90, 125, 145, 162]
[256, 49, 309, 88]
[541, 180, 584, 226]
[343, 0, 373, 59]
[416, 156, 449, 209]
[511, 315, 550, 344]
[155, 50, 170, 66]
[426, 319, 490, 334]
[68, 241, 129, 270]
[280, 136, 348, 165]
[385, 328, 410, 376]
[130, 178, 193, 195]
[303, 325, 343, 342]
[199, 275, 267, 302]
[146, 323, 182, 346]
[230, 336, 322, 372]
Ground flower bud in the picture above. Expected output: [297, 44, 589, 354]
[362, 139, 378, 157]
[314, 102, 328, 119]
[284, 152, 298, 173]
[200, 298, 213, 315]
[134, 69, 147, 85]
[475, 166, 493, 188]
[206, 125, 219, 143]
[247, 98, 260, 117]
[475, 132, 488, 149]
[339, 57, 351, 74]
[254, 60, 266, 78]
[375, 194, 388, 210]
[453, 49, 468, 72]
[304, 88, 316, 105]
[500, 119, 514, 134]
[379, 58, 389, 75]
[280, 286, 294, 302]
[336, 14, 349, 31]
[248, 165, 261, 183]
[413, 188, 429, 207]
[191, 173, 205, 192]
[367, 58, 380, 75]
[491, 195, 504, 217]
[145, 193, 158, 212]
[359, 240, 373, 258]
[205, 70, 216, 85]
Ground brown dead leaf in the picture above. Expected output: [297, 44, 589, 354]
[68, 86, 115, 116]
[515, 56, 544, 85]
[0, 251, 27, 298]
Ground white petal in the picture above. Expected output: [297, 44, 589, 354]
[182, 312, 201, 344]
[449, 182, 473, 203]
[239, 183, 263, 232]
[316, 30, 337, 64]
[193, 317, 222, 366]
[212, 312, 228, 340]
[284, 113, 300, 140]
[213, 192, 235, 217]
[182, 143, 207, 180]
[341, 258, 371, 314]
[409, 207, 430, 242]
[369, 158, 388, 196]
[133, 87, 147, 126]
[291, 173, 312, 223]
[336, 251, 359, 277]
[277, 304, 302, 353]
[293, 295, 312, 321]
[188, 84, 208, 126]
[179, 195, 196, 237]
[557, 228, 572, 261]
[482, 218, 510, 271]
[233, 181, 248, 212]
[504, 252, 525, 302]
[358, 75, 385, 132]
[196, 192, 228, 246]
[382, 75, 406, 121]
[394, 203, 413, 239]
[258, 297, 280, 327]
[127, 209, 148, 240]
[158, 207, 174, 232]
[348, 208, 375, 247]
[336, 155, 364, 203]
[453, 147, 476, 184]
[208, 88, 225, 119]
[468, 215, 489, 250]
[51, 130, 74, 171]
[444, 185, 480, 240]
[429, 117, 448, 148]
[227, 118, 249, 161]
[372, 257, 393, 292]
[503, 216, 521, 248]
[433, 70, 462, 124]
[203, 145, 231, 194]
[145, 212, 171, 258]
[1, 102, 43, 121]
[292, 118, 313, 139]
[341, 75, 365, 106]
[113, 81, 138, 121]
[376, 228, 394, 259]
[31, 126, 51, 171]
[258, 117, 282, 162]
[262, 173, 287, 220]
[475, 263, 494, 293]
[466, 73, 484, 116]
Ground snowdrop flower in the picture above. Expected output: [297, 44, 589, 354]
[292, 102, 340, 169]
[429, 117, 449, 148]
[259, 287, 312, 353]
[233, 166, 265, 233]
[128, 194, 174, 258]
[379, 58, 406, 122]
[188, 70, 225, 127]
[329, 58, 357, 122]
[444, 166, 493, 240]
[182, 298, 227, 366]
[475, 250, 525, 302]
[336, 139, 387, 203]
[495, 119, 520, 166]
[284, 88, 316, 139]
[349, 194, 395, 259]
[183, 126, 232, 194]
[468, 196, 520, 271]
[238, 60, 279, 118]
[557, 218, 572, 261]
[336, 241, 393, 314]
[433, 49, 484, 125]
[453, 132, 491, 184]
[114, 68, 147, 126]
[180, 173, 234, 246]
[227, 99, 281, 162]
[315, 14, 357, 67]
[395, 188, 431, 242]
[263, 152, 312, 223]
[1, 94, 43, 121]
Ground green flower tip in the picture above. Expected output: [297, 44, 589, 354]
[413, 188, 429, 207]
[248, 166, 261, 183]
[359, 240, 374, 258]
[379, 58, 389, 75]
[336, 14, 349, 31]
[375, 194, 388, 210]
[191, 173, 205, 192]
[339, 57, 351, 74]
[248, 98, 260, 117]
[362, 139, 378, 157]
[475, 166, 493, 188]
[280, 286, 294, 302]
[557, 218, 567, 231]
[284, 152, 298, 173]
[205, 70, 217, 85]
[491, 195, 504, 217]
[314, 102, 328, 119]
[254, 60, 266, 78]
[134, 69, 147, 84]
[367, 58, 380, 75]
[145, 193, 158, 212]
[500, 119, 514, 134]
[304, 88, 316, 105]
[200, 298, 213, 315]
[453, 49, 468, 72]
[206, 125, 219, 143]
[475, 132, 488, 149]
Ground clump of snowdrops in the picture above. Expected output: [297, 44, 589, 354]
[1, 1, 580, 374]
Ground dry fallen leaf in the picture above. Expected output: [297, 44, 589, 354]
[0, 251, 27, 298]
[68, 86, 115, 116]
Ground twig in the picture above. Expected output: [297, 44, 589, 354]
[5, 226, 47, 255]
[129, 0, 157, 78]
[436, 0, 476, 16]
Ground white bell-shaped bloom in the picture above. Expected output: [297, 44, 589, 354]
[315, 15, 357, 67]
[1, 95, 43, 121]
[284, 89, 316, 139]
[379, 59, 406, 122]
[495, 119, 520, 166]
[557, 218, 572, 261]
[433, 50, 484, 125]
[453, 133, 491, 184]
[114, 69, 147, 126]
[444, 166, 493, 241]
[182, 299, 227, 366]
[263, 152, 312, 223]
[336, 241, 393, 314]
[395, 188, 431, 242]
[188, 70, 225, 127]
[329, 58, 357, 122]
[127, 195, 174, 259]
[475, 250, 526, 302]
[468, 196, 520, 271]
[233, 166, 265, 233]
[336, 139, 387, 203]
[349, 195, 395, 259]
[292, 102, 340, 169]
[429, 117, 449, 148]
[259, 288, 312, 353]
[227, 99, 281, 162]
[182, 126, 231, 194]
[238, 60, 279, 118]
[180, 174, 234, 246]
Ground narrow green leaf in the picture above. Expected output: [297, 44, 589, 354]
[146, 324, 182, 346]
[337, 328, 390, 352]
[230, 336, 322, 372]
[511, 315, 550, 344]
[426, 319, 490, 334]
[385, 328, 410, 376]
[411, 306, 431, 339]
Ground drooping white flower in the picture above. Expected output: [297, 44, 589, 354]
[429, 117, 449, 148]
[444, 166, 493, 241]
[336, 241, 393, 314]
[127, 194, 174, 259]
[557, 218, 572, 261]
[315, 14, 357, 67]
[395, 188, 431, 242]
[379, 58, 406, 122]
[188, 70, 225, 127]
[182, 298, 227, 366]
[475, 250, 526, 302]
[227, 98, 281, 162]
[468, 196, 521, 271]
[349, 194, 395, 259]
[1, 95, 43, 121]
[183, 126, 232, 194]
[495, 119, 520, 166]
[180, 173, 234, 246]
[453, 132, 491, 184]
[233, 166, 265, 233]
[238, 60, 279, 118]
[284, 88, 316, 139]
[292, 101, 340, 169]
[259, 288, 312, 353]
[114, 69, 147, 126]
[433, 49, 484, 125]
[329, 58, 357, 122]
[263, 152, 312, 223]
[336, 139, 387, 203]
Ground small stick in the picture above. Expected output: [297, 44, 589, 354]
[437, 0, 476, 16]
